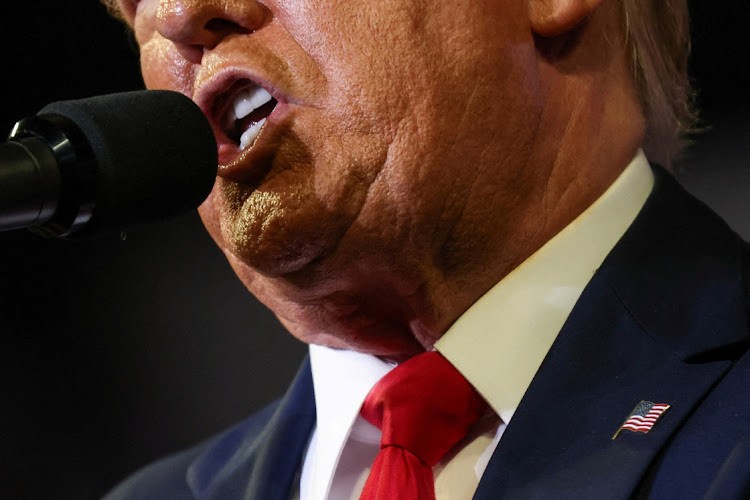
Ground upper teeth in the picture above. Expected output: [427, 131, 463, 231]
[233, 87, 273, 120]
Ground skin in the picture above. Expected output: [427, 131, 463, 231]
[114, 0, 645, 360]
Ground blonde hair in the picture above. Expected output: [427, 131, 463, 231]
[624, 0, 695, 168]
[101, 0, 124, 20]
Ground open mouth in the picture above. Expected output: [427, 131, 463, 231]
[229, 86, 278, 150]
[196, 73, 296, 181]
[214, 80, 279, 154]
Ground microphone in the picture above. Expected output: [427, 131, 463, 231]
[0, 90, 217, 238]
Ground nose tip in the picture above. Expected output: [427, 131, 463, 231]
[155, 0, 266, 61]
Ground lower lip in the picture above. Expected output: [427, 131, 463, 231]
[216, 101, 293, 184]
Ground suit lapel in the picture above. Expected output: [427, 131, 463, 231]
[475, 169, 748, 499]
[187, 357, 316, 500]
[473, 278, 730, 499]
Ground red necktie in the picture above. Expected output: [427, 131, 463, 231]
[359, 351, 488, 500]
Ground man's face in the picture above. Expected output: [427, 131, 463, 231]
[119, 0, 545, 354]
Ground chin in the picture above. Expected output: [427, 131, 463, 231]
[208, 183, 330, 277]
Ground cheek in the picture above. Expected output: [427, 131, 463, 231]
[139, 37, 196, 94]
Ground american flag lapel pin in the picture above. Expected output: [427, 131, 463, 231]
[612, 401, 671, 440]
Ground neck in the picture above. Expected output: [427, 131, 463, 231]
[417, 23, 646, 349]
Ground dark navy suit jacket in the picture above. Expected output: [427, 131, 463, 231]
[107, 168, 750, 499]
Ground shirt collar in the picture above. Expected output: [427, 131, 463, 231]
[435, 150, 654, 423]
[305, 344, 393, 499]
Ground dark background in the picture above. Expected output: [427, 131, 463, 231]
[0, 2, 747, 498]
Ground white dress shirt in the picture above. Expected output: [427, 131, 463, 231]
[299, 151, 655, 499]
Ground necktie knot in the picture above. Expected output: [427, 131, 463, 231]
[359, 351, 488, 499]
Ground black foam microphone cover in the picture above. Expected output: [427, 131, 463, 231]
[9, 90, 217, 237]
